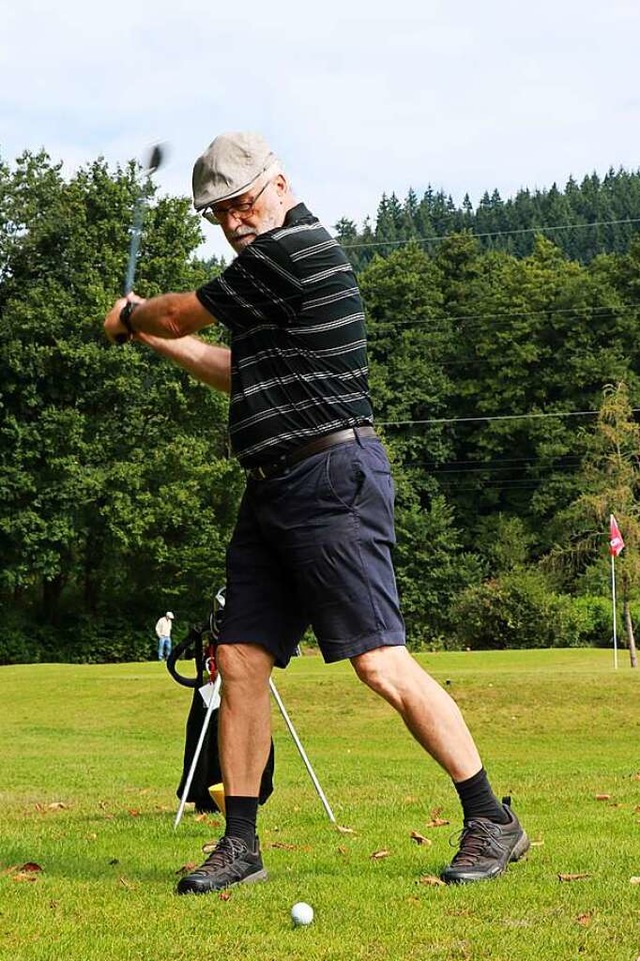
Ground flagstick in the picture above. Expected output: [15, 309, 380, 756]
[611, 554, 619, 671]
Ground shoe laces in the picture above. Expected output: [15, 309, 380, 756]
[203, 835, 247, 869]
[449, 819, 499, 866]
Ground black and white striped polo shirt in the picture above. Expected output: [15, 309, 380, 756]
[196, 203, 373, 468]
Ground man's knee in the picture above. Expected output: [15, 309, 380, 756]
[351, 645, 408, 695]
[216, 642, 274, 689]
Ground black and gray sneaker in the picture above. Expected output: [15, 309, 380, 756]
[441, 797, 530, 884]
[176, 835, 267, 895]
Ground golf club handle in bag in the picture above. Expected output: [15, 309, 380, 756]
[166, 622, 211, 688]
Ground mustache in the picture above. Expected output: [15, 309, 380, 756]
[231, 225, 256, 240]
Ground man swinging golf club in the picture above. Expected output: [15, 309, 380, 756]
[104, 131, 529, 893]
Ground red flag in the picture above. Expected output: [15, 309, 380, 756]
[609, 514, 625, 557]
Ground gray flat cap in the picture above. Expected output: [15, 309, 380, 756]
[192, 132, 276, 210]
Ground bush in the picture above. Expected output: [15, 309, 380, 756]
[572, 595, 614, 648]
[0, 614, 157, 665]
[451, 570, 584, 649]
[35, 616, 157, 663]
[0, 627, 36, 665]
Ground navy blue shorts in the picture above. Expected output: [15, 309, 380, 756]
[217, 435, 406, 668]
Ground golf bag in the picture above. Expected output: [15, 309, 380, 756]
[166, 591, 274, 813]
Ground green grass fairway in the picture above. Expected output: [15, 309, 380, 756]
[1, 649, 639, 961]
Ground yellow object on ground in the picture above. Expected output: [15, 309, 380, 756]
[209, 782, 226, 816]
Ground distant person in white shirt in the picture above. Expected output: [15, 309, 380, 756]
[155, 612, 174, 661]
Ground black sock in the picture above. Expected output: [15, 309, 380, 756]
[453, 768, 509, 824]
[224, 796, 259, 848]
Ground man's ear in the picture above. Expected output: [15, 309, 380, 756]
[273, 173, 289, 198]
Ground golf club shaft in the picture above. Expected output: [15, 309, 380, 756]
[116, 144, 164, 345]
[123, 197, 146, 296]
[269, 678, 336, 823]
[173, 674, 221, 830]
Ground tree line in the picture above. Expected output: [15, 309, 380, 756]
[335, 167, 640, 269]
[2, 150, 640, 663]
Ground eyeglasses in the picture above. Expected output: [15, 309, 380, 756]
[200, 179, 272, 224]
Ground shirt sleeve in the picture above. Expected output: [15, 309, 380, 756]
[195, 234, 303, 331]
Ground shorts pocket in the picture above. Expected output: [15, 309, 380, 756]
[324, 447, 366, 512]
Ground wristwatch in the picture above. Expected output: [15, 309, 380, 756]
[119, 300, 138, 335]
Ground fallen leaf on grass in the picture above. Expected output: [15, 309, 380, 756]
[127, 809, 140, 817]
[418, 874, 445, 887]
[175, 863, 198, 876]
[410, 831, 432, 847]
[370, 849, 391, 860]
[632, 773, 640, 781]
[336, 825, 356, 835]
[425, 812, 450, 828]
[8, 862, 43, 883]
[195, 814, 221, 826]
[48, 801, 67, 811]
[558, 873, 591, 882]
[595, 794, 611, 801]
[267, 841, 298, 851]
[629, 877, 640, 885]
[219, 890, 231, 901]
[530, 840, 545, 847]
[576, 913, 592, 927]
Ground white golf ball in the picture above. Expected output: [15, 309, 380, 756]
[291, 901, 314, 926]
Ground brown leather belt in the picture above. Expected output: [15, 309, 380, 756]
[246, 425, 377, 481]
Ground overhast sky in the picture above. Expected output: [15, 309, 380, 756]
[2, 0, 639, 261]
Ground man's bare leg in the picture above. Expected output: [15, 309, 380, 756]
[351, 645, 481, 780]
[350, 644, 529, 883]
[176, 642, 273, 894]
[217, 642, 274, 796]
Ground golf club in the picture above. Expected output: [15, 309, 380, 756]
[115, 143, 165, 345]
[173, 673, 222, 829]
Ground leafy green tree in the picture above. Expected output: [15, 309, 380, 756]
[0, 151, 237, 660]
[359, 242, 453, 478]
[544, 383, 640, 666]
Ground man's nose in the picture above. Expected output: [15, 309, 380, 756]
[219, 209, 242, 229]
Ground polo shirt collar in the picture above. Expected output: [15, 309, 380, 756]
[283, 202, 315, 226]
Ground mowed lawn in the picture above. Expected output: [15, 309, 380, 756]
[1, 648, 639, 961]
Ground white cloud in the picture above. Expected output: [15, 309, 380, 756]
[2, 0, 640, 262]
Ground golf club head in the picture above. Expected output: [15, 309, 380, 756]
[145, 143, 165, 175]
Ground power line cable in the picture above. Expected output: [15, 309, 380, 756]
[341, 217, 640, 251]
[377, 408, 606, 427]
[367, 301, 640, 332]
